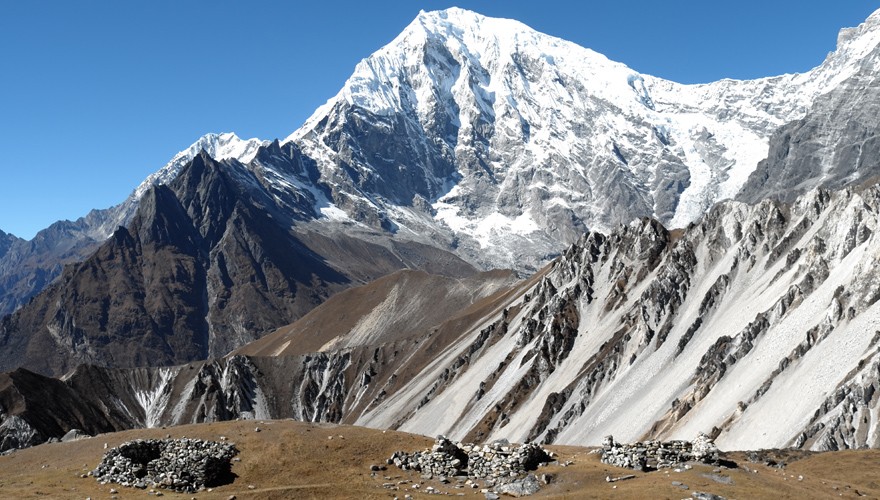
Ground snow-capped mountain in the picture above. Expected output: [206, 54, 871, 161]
[91, 132, 270, 242]
[130, 132, 269, 209]
[4, 8, 880, 316]
[285, 7, 880, 271]
[0, 133, 265, 317]
[4, 8, 880, 453]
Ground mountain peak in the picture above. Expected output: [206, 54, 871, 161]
[0, 228, 21, 260]
[130, 132, 268, 204]
[836, 8, 880, 50]
[287, 7, 820, 271]
[403, 6, 610, 67]
[413, 7, 528, 35]
[798, 8, 880, 97]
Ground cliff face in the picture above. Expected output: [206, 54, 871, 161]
[738, 37, 880, 204]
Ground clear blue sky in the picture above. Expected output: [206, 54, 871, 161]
[1, 1, 876, 239]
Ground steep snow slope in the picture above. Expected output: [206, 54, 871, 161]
[286, 7, 880, 271]
[349, 183, 880, 451]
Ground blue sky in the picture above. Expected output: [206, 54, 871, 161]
[0, 1, 876, 239]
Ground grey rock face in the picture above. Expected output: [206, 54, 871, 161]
[691, 493, 727, 500]
[496, 474, 541, 497]
[0, 230, 18, 260]
[0, 219, 105, 317]
[60, 428, 90, 442]
[738, 45, 880, 204]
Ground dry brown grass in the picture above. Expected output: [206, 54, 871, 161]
[1, 420, 879, 499]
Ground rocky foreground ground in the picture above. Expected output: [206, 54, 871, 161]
[0, 420, 879, 499]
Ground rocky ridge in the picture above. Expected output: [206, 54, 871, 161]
[0, 147, 477, 376]
[738, 9, 880, 204]
[3, 180, 880, 452]
[0, 133, 267, 317]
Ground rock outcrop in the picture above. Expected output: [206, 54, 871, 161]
[737, 11, 880, 204]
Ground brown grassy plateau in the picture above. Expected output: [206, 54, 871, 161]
[1, 420, 879, 499]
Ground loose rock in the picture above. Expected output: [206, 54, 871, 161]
[496, 474, 541, 497]
[61, 429, 90, 443]
[692, 492, 727, 500]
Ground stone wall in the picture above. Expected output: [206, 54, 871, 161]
[600, 433, 719, 470]
[390, 436, 552, 482]
[92, 438, 238, 493]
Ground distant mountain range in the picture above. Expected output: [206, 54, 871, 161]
[2, 7, 880, 453]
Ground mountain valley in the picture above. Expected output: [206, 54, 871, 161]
[2, 7, 880, 476]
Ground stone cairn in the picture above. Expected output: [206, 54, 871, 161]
[92, 438, 239, 493]
[390, 436, 552, 482]
[600, 432, 719, 471]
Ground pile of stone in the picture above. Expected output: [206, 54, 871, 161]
[390, 436, 552, 482]
[391, 436, 469, 477]
[600, 433, 719, 471]
[92, 438, 239, 493]
[465, 440, 552, 479]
